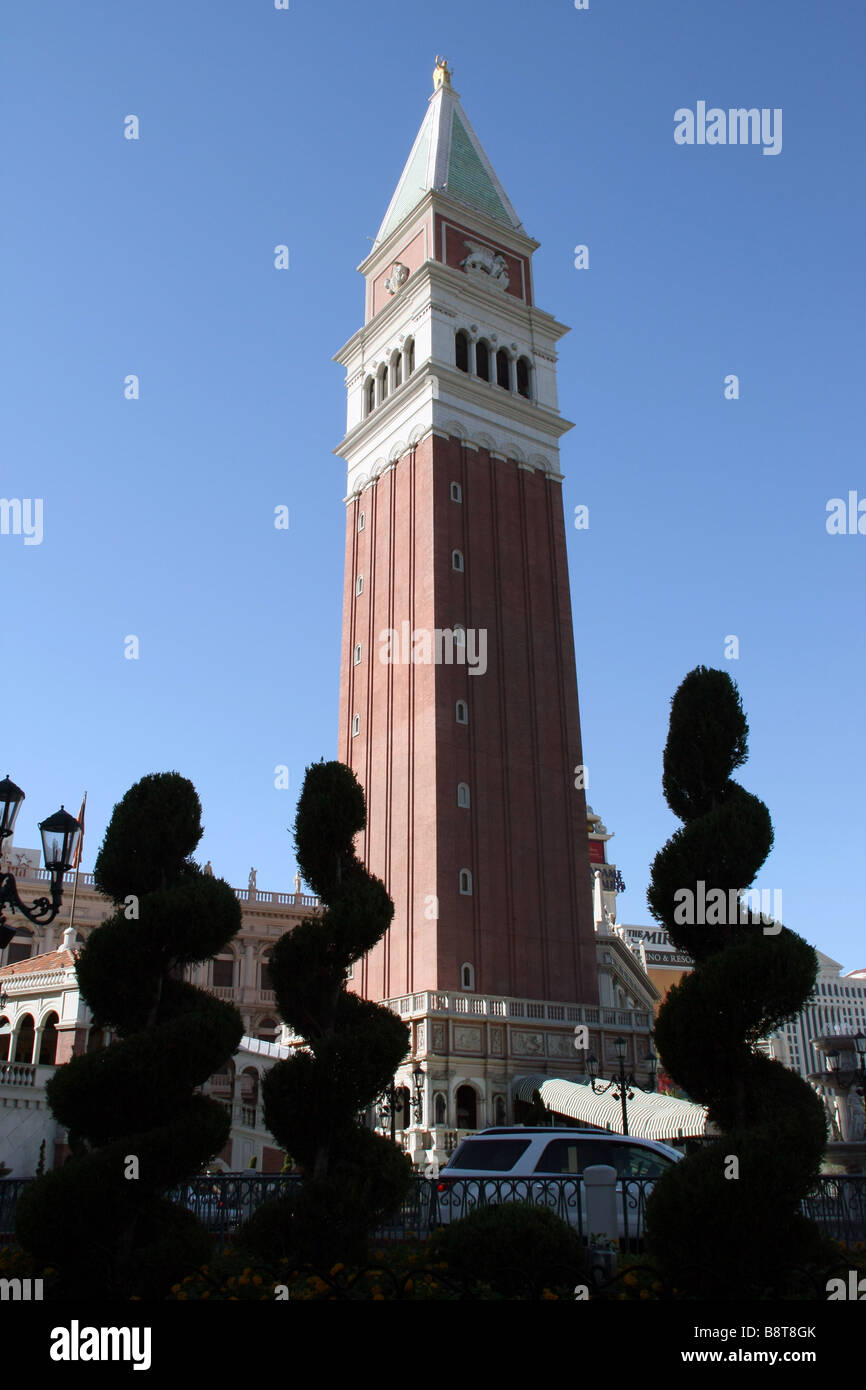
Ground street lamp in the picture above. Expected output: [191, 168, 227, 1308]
[586, 1036, 656, 1137]
[377, 1082, 400, 1143]
[0, 777, 82, 948]
[411, 1066, 424, 1123]
[644, 1044, 658, 1092]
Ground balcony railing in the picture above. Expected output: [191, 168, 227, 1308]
[389, 992, 650, 1031]
[0, 1063, 36, 1088]
[21, 867, 320, 911]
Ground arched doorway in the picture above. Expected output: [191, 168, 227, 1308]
[395, 1085, 410, 1131]
[455, 1084, 477, 1130]
[240, 1067, 260, 1126]
[14, 1014, 35, 1063]
[38, 1012, 59, 1065]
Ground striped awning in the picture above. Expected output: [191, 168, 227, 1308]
[512, 1075, 710, 1142]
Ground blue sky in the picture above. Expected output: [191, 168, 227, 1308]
[3, 1, 863, 972]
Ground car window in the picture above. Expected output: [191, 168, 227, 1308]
[614, 1145, 674, 1178]
[534, 1139, 617, 1174]
[447, 1139, 532, 1171]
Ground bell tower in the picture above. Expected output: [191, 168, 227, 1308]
[335, 59, 598, 1017]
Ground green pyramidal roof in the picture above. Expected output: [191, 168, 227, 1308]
[375, 78, 524, 246]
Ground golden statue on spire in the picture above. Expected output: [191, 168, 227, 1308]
[433, 56, 453, 91]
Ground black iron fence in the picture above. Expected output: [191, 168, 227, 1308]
[1, 1173, 864, 1250]
[801, 1175, 866, 1245]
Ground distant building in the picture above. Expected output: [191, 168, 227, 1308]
[760, 952, 866, 1143]
[0, 841, 318, 1173]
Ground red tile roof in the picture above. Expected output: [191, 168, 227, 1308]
[0, 948, 76, 979]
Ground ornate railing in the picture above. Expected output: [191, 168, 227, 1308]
[802, 1175, 866, 1245]
[390, 992, 651, 1031]
[1, 1174, 863, 1250]
[0, 1063, 36, 1088]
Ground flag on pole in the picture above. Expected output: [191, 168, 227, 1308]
[72, 792, 86, 869]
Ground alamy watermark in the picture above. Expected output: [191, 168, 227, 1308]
[826, 491, 865, 535]
[674, 103, 782, 156]
[0, 498, 43, 545]
[50, 1322, 151, 1370]
[0, 1277, 42, 1300]
[673, 881, 782, 934]
[378, 623, 487, 676]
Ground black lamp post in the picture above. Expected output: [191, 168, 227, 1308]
[378, 1082, 399, 1142]
[0, 777, 82, 948]
[379, 1067, 426, 1140]
[411, 1065, 424, 1124]
[644, 1044, 658, 1092]
[586, 1036, 657, 1136]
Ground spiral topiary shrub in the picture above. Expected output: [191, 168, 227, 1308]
[14, 772, 243, 1299]
[643, 668, 828, 1298]
[238, 760, 413, 1268]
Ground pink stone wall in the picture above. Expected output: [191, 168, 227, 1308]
[339, 435, 597, 1007]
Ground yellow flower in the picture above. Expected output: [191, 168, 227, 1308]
[330, 1263, 344, 1275]
[623, 1272, 638, 1287]
[171, 1284, 181, 1293]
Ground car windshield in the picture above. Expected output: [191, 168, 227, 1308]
[447, 1138, 532, 1171]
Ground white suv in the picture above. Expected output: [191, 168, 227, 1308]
[434, 1127, 682, 1242]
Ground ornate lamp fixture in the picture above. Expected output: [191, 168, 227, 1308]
[586, 1035, 658, 1136]
[411, 1065, 424, 1124]
[0, 776, 82, 947]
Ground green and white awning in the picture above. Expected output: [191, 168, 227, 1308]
[513, 1075, 710, 1142]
